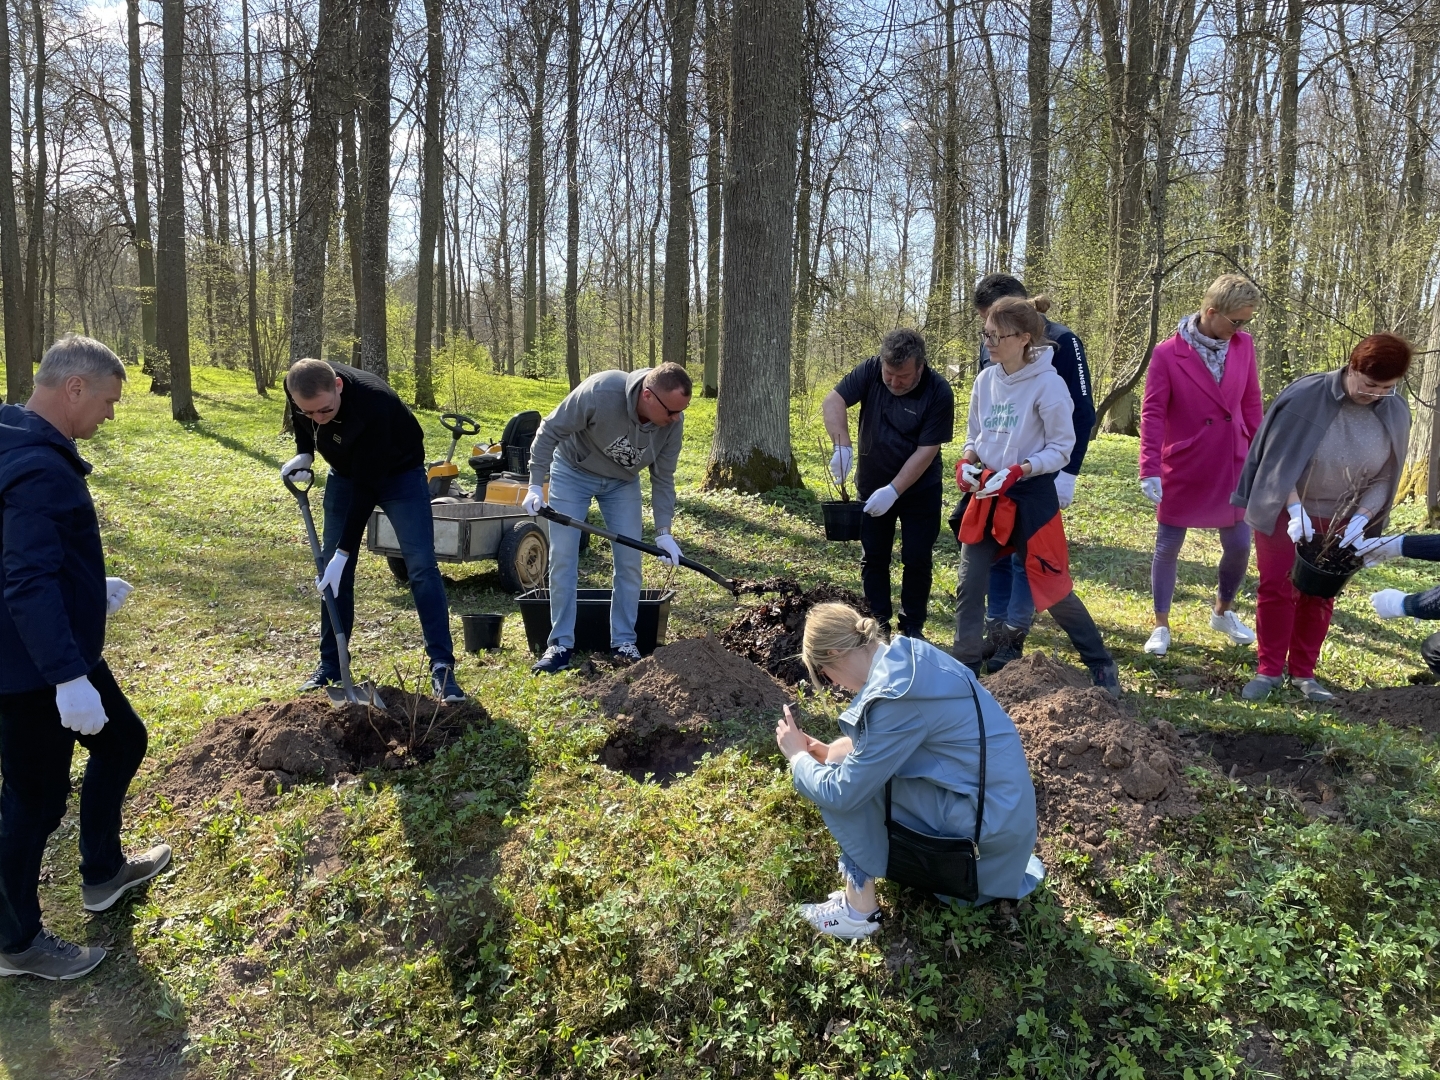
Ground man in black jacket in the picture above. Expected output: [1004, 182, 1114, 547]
[281, 359, 463, 702]
[0, 336, 170, 981]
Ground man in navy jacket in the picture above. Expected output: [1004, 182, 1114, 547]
[0, 336, 170, 981]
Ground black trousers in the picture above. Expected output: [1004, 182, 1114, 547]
[0, 661, 147, 952]
[1423, 631, 1440, 676]
[859, 482, 942, 636]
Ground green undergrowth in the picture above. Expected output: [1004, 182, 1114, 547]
[2, 366, 1440, 1078]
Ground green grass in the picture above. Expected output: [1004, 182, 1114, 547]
[3, 364, 1440, 1078]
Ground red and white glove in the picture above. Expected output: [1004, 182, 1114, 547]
[976, 464, 1025, 499]
[956, 461, 983, 493]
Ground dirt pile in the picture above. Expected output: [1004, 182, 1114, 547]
[592, 635, 788, 783]
[1337, 685, 1440, 738]
[720, 582, 869, 684]
[984, 653, 1199, 856]
[156, 690, 489, 811]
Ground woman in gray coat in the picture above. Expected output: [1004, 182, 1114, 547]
[775, 603, 1042, 938]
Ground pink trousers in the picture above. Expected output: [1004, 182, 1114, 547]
[1253, 513, 1335, 680]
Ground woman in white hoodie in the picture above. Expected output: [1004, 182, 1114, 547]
[951, 297, 1119, 694]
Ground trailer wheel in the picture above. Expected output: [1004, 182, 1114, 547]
[498, 521, 548, 594]
[388, 556, 410, 583]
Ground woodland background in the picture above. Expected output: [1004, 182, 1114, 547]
[3, 0, 1440, 501]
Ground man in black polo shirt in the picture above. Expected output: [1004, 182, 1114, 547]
[823, 329, 955, 638]
[280, 358, 463, 702]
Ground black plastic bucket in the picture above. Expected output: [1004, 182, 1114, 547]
[461, 612, 506, 651]
[1290, 551, 1358, 599]
[516, 588, 674, 656]
[821, 500, 865, 541]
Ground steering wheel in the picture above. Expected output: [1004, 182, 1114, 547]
[440, 412, 482, 439]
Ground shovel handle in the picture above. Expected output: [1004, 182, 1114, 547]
[538, 506, 739, 595]
[285, 474, 362, 701]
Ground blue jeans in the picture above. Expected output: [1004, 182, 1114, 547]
[987, 554, 1035, 630]
[546, 456, 643, 649]
[320, 467, 455, 676]
[0, 661, 147, 951]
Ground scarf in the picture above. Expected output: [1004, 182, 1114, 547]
[1179, 314, 1228, 384]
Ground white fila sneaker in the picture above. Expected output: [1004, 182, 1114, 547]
[799, 891, 883, 939]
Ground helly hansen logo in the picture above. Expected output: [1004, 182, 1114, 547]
[604, 436, 642, 468]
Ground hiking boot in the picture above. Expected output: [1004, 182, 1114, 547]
[986, 626, 1027, 674]
[799, 891, 883, 939]
[1293, 677, 1335, 704]
[1089, 661, 1121, 698]
[299, 666, 338, 692]
[609, 643, 642, 666]
[531, 646, 573, 675]
[430, 664, 466, 704]
[1143, 626, 1170, 656]
[0, 928, 105, 980]
[897, 627, 927, 642]
[981, 618, 1005, 662]
[1241, 673, 1283, 701]
[1210, 609, 1256, 646]
[82, 843, 172, 912]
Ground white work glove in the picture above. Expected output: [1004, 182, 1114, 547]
[316, 549, 348, 598]
[1054, 471, 1077, 509]
[655, 533, 682, 567]
[1140, 476, 1162, 505]
[521, 485, 545, 516]
[864, 484, 899, 516]
[1339, 514, 1370, 550]
[105, 577, 134, 616]
[1370, 588, 1410, 619]
[1356, 535, 1404, 566]
[56, 675, 107, 736]
[829, 445, 853, 485]
[1286, 503, 1314, 543]
[281, 452, 314, 484]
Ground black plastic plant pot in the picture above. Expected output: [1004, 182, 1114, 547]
[516, 589, 674, 656]
[1290, 548, 1359, 599]
[461, 612, 506, 652]
[821, 500, 865, 542]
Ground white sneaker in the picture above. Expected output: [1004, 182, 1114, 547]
[1143, 626, 1170, 656]
[799, 891, 883, 939]
[1209, 609, 1256, 645]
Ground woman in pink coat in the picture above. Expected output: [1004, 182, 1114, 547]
[1138, 275, 1264, 656]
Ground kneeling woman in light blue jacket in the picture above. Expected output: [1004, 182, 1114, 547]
[776, 603, 1042, 938]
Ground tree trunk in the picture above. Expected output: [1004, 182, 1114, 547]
[243, 0, 265, 393]
[925, 0, 959, 344]
[703, 0, 803, 493]
[1024, 0, 1052, 279]
[126, 0, 157, 378]
[523, 9, 556, 361]
[563, 0, 582, 389]
[412, 0, 443, 410]
[0, 0, 33, 401]
[1261, 0, 1302, 397]
[24, 0, 47, 368]
[662, 0, 698, 368]
[358, 0, 393, 380]
[791, 0, 817, 396]
[158, 0, 198, 422]
[976, 1, 1012, 269]
[341, 105, 363, 365]
[702, 0, 724, 398]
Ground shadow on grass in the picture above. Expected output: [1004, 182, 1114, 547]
[188, 421, 286, 474]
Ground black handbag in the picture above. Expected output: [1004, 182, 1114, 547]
[883, 679, 985, 901]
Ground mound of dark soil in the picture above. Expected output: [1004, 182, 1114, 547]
[156, 690, 489, 811]
[983, 653, 1199, 858]
[720, 582, 869, 684]
[1336, 685, 1440, 737]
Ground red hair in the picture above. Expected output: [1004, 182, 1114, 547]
[1349, 332, 1412, 381]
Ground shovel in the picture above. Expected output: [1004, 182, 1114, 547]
[537, 506, 741, 595]
[284, 472, 386, 709]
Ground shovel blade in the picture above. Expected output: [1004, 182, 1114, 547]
[325, 682, 387, 710]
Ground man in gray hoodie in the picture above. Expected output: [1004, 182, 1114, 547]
[523, 363, 692, 672]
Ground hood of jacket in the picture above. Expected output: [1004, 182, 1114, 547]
[991, 346, 1056, 387]
[842, 635, 982, 726]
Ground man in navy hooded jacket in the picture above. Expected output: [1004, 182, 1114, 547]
[0, 336, 170, 981]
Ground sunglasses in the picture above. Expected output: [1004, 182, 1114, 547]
[647, 388, 688, 418]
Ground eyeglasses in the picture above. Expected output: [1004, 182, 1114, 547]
[1349, 372, 1401, 399]
[981, 331, 1020, 346]
[1221, 313, 1253, 328]
[646, 388, 689, 418]
[297, 398, 338, 420]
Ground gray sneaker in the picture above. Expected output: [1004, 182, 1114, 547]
[82, 843, 172, 913]
[1241, 674, 1283, 701]
[0, 928, 105, 980]
[1293, 677, 1335, 704]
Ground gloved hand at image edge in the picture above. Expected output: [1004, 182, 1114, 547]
[864, 484, 899, 516]
[105, 577, 134, 616]
[1356, 534, 1404, 566]
[655, 533, 682, 567]
[976, 464, 1025, 500]
[1054, 471, 1077, 509]
[316, 549, 349, 598]
[956, 461, 983, 493]
[1139, 476, 1162, 506]
[1286, 503, 1314, 543]
[829, 445, 853, 486]
[1339, 514, 1370, 550]
[56, 675, 107, 736]
[281, 452, 314, 484]
[521, 485, 546, 516]
[1370, 588, 1410, 619]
